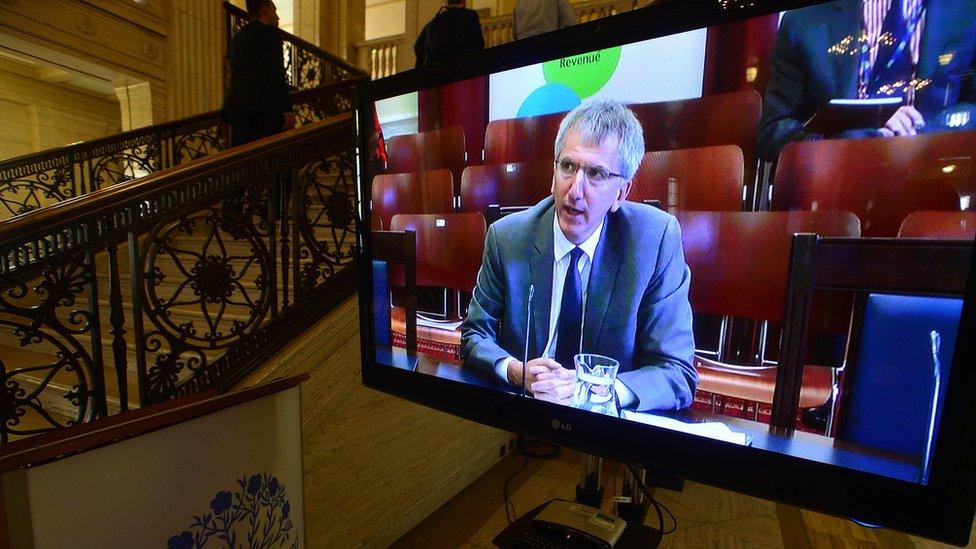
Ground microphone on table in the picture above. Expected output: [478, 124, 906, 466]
[521, 284, 534, 398]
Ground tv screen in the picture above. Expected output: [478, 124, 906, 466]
[356, 0, 976, 543]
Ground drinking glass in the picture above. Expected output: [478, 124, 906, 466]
[572, 353, 620, 417]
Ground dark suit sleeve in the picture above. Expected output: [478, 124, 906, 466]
[471, 11, 485, 51]
[460, 224, 510, 376]
[258, 26, 292, 114]
[617, 216, 697, 411]
[757, 12, 815, 161]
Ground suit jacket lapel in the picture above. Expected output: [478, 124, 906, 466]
[829, 0, 861, 98]
[584, 213, 621, 353]
[530, 207, 554, 359]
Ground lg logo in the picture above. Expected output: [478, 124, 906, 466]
[550, 418, 572, 431]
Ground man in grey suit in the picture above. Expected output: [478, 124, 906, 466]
[461, 100, 696, 412]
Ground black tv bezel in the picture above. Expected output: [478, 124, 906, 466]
[354, 0, 976, 544]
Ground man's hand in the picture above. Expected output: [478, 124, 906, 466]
[283, 113, 297, 131]
[507, 357, 562, 394]
[531, 365, 576, 404]
[879, 106, 924, 137]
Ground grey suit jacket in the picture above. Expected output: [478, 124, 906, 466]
[460, 197, 697, 411]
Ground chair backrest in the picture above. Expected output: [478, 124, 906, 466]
[771, 236, 972, 431]
[483, 91, 762, 179]
[386, 127, 466, 193]
[771, 131, 975, 237]
[630, 145, 745, 212]
[459, 160, 553, 217]
[370, 207, 382, 231]
[483, 113, 564, 166]
[837, 294, 963, 460]
[676, 210, 860, 321]
[630, 90, 761, 184]
[372, 230, 418, 353]
[371, 170, 454, 230]
[389, 213, 486, 292]
[898, 211, 976, 239]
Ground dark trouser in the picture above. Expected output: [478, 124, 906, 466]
[223, 111, 286, 226]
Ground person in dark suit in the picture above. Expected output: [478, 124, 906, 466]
[222, 0, 295, 147]
[460, 100, 696, 412]
[413, 0, 485, 68]
[758, 0, 976, 161]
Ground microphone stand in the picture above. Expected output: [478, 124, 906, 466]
[521, 285, 534, 397]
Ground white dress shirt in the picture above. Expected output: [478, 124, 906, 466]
[495, 215, 637, 408]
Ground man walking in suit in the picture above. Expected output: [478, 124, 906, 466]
[461, 100, 696, 412]
[413, 0, 485, 67]
[759, 0, 976, 161]
[222, 0, 295, 147]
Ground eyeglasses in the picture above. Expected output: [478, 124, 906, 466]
[555, 157, 625, 186]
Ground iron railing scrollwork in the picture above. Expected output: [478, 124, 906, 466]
[0, 79, 365, 222]
[223, 2, 367, 91]
[0, 113, 361, 443]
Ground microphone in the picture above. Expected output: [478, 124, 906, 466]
[521, 284, 535, 397]
[922, 330, 942, 483]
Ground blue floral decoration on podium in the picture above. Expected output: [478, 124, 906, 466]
[167, 473, 296, 548]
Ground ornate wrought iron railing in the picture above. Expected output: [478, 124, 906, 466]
[0, 112, 361, 444]
[0, 79, 365, 221]
[223, 2, 366, 91]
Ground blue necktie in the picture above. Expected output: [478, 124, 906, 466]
[554, 247, 584, 370]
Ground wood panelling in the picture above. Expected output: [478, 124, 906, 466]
[244, 296, 512, 547]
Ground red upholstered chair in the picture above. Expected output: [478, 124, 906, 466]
[771, 131, 975, 237]
[388, 213, 487, 358]
[676, 210, 861, 425]
[386, 127, 466, 194]
[483, 91, 762, 187]
[370, 208, 382, 231]
[898, 211, 976, 239]
[630, 90, 761, 186]
[371, 170, 455, 230]
[629, 145, 745, 211]
[483, 114, 564, 165]
[459, 160, 554, 217]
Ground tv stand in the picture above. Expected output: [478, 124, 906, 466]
[492, 499, 663, 548]
[493, 453, 666, 548]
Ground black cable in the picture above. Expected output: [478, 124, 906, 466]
[503, 438, 563, 524]
[627, 464, 678, 535]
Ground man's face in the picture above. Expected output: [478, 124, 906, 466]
[551, 129, 632, 245]
[261, 1, 280, 27]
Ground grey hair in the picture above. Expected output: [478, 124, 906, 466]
[553, 99, 645, 180]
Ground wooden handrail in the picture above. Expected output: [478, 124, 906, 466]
[0, 374, 308, 472]
[0, 79, 364, 174]
[0, 112, 352, 248]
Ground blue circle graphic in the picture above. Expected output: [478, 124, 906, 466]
[516, 83, 581, 118]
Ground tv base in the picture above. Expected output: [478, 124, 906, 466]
[492, 499, 662, 548]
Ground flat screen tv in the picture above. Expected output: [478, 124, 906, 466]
[355, 0, 976, 544]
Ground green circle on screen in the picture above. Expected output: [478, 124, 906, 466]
[542, 47, 622, 98]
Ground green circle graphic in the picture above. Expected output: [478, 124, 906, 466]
[542, 47, 622, 99]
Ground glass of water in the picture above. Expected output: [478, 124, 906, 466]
[572, 354, 620, 417]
